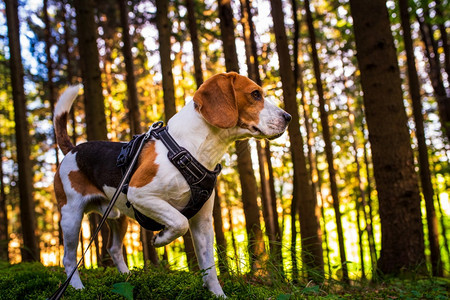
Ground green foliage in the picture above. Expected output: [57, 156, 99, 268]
[0, 262, 449, 299]
[0, 262, 65, 300]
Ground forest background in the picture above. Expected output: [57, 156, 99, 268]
[0, 0, 449, 293]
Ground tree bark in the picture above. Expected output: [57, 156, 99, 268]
[61, 0, 78, 155]
[240, 0, 283, 272]
[117, 0, 160, 267]
[218, 0, 267, 273]
[399, 0, 442, 277]
[349, 0, 426, 275]
[269, 0, 324, 281]
[155, 0, 177, 121]
[433, 0, 450, 83]
[156, 0, 198, 269]
[416, 10, 450, 142]
[118, 0, 141, 136]
[74, 0, 108, 141]
[304, 0, 348, 282]
[212, 186, 229, 275]
[43, 0, 60, 168]
[185, 0, 204, 87]
[74, 0, 110, 265]
[362, 129, 378, 270]
[0, 133, 9, 261]
[5, 0, 41, 262]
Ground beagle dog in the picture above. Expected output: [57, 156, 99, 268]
[54, 72, 291, 297]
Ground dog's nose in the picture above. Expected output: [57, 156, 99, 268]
[283, 112, 292, 123]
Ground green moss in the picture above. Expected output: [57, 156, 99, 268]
[0, 262, 448, 299]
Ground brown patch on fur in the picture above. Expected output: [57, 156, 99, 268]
[129, 141, 159, 188]
[68, 170, 105, 196]
[193, 72, 264, 129]
[194, 72, 239, 128]
[54, 112, 74, 155]
[54, 168, 67, 210]
[233, 74, 264, 129]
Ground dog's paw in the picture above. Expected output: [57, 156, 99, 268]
[152, 230, 168, 247]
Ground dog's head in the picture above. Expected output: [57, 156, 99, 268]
[193, 72, 291, 140]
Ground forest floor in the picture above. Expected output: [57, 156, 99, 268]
[0, 261, 449, 299]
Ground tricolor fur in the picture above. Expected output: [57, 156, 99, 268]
[54, 72, 291, 297]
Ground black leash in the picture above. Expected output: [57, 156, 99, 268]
[48, 122, 162, 300]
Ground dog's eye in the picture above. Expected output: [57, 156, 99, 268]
[251, 90, 262, 100]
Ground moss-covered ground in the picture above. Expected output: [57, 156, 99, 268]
[0, 262, 448, 299]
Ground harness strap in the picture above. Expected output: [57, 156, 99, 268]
[119, 125, 221, 231]
[117, 134, 146, 194]
[152, 127, 222, 220]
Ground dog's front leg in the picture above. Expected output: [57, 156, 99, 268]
[127, 192, 190, 247]
[189, 193, 226, 298]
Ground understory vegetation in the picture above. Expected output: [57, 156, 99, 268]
[0, 262, 448, 299]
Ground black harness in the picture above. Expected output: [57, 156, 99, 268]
[116, 122, 222, 231]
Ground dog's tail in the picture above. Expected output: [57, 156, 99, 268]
[54, 85, 81, 155]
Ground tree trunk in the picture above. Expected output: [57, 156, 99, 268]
[117, 0, 159, 267]
[218, 0, 266, 273]
[269, 0, 324, 281]
[141, 229, 159, 267]
[433, 0, 450, 82]
[43, 0, 60, 168]
[240, 0, 283, 272]
[304, 0, 348, 282]
[5, 0, 41, 262]
[349, 0, 426, 275]
[74, 0, 108, 141]
[355, 196, 366, 278]
[399, 0, 442, 277]
[225, 196, 240, 273]
[416, 10, 450, 142]
[339, 53, 378, 276]
[362, 130, 378, 269]
[74, 0, 110, 265]
[0, 133, 9, 261]
[212, 186, 229, 275]
[156, 0, 197, 269]
[61, 0, 77, 148]
[433, 166, 450, 266]
[118, 0, 141, 136]
[155, 0, 177, 121]
[185, 0, 204, 87]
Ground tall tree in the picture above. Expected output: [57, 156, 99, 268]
[73, 0, 108, 141]
[155, 0, 197, 270]
[117, 0, 159, 268]
[240, 0, 283, 272]
[43, 0, 60, 167]
[434, 0, 450, 80]
[5, 0, 40, 262]
[399, 0, 442, 276]
[304, 0, 348, 282]
[217, 0, 266, 272]
[155, 0, 176, 121]
[269, 0, 324, 281]
[416, 9, 450, 142]
[212, 186, 229, 275]
[185, 0, 203, 87]
[0, 133, 8, 261]
[118, 0, 141, 137]
[344, 88, 377, 276]
[73, 0, 110, 265]
[349, 0, 426, 274]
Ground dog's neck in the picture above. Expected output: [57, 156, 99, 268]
[167, 101, 238, 170]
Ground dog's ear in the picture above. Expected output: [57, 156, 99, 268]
[193, 72, 239, 129]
